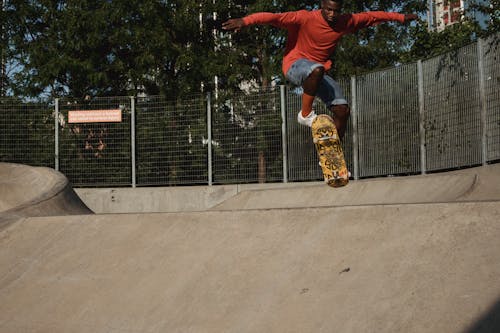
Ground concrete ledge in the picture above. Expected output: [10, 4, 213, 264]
[76, 185, 240, 214]
[76, 164, 500, 213]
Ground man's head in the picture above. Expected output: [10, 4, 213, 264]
[321, 0, 343, 24]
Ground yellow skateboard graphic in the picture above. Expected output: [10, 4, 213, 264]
[311, 114, 349, 187]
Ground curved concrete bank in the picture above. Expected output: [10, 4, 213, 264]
[0, 163, 92, 225]
[0, 202, 499, 333]
[0, 162, 64, 212]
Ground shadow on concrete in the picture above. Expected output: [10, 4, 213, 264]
[465, 298, 500, 333]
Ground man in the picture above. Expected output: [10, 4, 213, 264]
[223, 0, 417, 139]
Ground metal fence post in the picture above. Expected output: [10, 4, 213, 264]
[280, 85, 288, 183]
[54, 98, 59, 171]
[477, 37, 488, 165]
[350, 76, 359, 180]
[417, 60, 427, 174]
[207, 92, 213, 186]
[130, 96, 136, 187]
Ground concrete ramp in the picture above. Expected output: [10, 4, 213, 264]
[1, 163, 499, 332]
[0, 202, 499, 333]
[0, 163, 92, 225]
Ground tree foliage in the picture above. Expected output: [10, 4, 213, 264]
[2, 0, 497, 98]
[401, 0, 495, 62]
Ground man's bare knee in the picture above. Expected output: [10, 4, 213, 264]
[303, 67, 325, 95]
[310, 66, 325, 79]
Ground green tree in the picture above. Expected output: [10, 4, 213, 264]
[1, 0, 10, 96]
[401, 0, 498, 62]
[0, 98, 54, 166]
[6, 0, 174, 98]
[3, 0, 498, 99]
[471, 0, 499, 37]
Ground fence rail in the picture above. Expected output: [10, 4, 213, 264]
[1, 35, 499, 187]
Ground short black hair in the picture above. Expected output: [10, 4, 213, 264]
[322, 0, 344, 5]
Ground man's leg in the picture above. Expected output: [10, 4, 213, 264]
[285, 59, 325, 127]
[330, 104, 350, 140]
[315, 74, 350, 139]
[300, 66, 325, 118]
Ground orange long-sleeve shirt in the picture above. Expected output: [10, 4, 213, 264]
[242, 10, 406, 75]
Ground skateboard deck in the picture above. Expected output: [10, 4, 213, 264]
[311, 114, 349, 187]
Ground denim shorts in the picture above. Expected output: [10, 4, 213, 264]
[285, 59, 348, 106]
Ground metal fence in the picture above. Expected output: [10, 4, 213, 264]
[1, 35, 499, 187]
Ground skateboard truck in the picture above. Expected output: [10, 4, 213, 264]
[313, 134, 338, 143]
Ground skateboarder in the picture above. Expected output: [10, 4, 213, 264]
[222, 0, 418, 140]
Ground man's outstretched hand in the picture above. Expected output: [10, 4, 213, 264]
[222, 18, 245, 31]
[404, 14, 419, 23]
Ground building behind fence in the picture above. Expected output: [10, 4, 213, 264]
[1, 35, 499, 187]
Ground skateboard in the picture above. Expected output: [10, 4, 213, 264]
[311, 114, 349, 187]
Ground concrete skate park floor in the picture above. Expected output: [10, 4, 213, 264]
[1, 163, 500, 333]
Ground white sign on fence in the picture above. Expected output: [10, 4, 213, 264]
[68, 109, 122, 123]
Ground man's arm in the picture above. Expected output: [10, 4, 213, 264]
[345, 12, 418, 32]
[222, 18, 245, 31]
[223, 11, 303, 31]
[403, 14, 419, 23]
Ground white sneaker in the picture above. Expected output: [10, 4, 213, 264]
[297, 110, 317, 127]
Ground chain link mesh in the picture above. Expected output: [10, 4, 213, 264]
[357, 63, 421, 177]
[136, 94, 208, 186]
[423, 43, 483, 171]
[1, 35, 499, 186]
[482, 35, 500, 162]
[0, 98, 54, 167]
[58, 97, 132, 186]
[212, 87, 284, 184]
